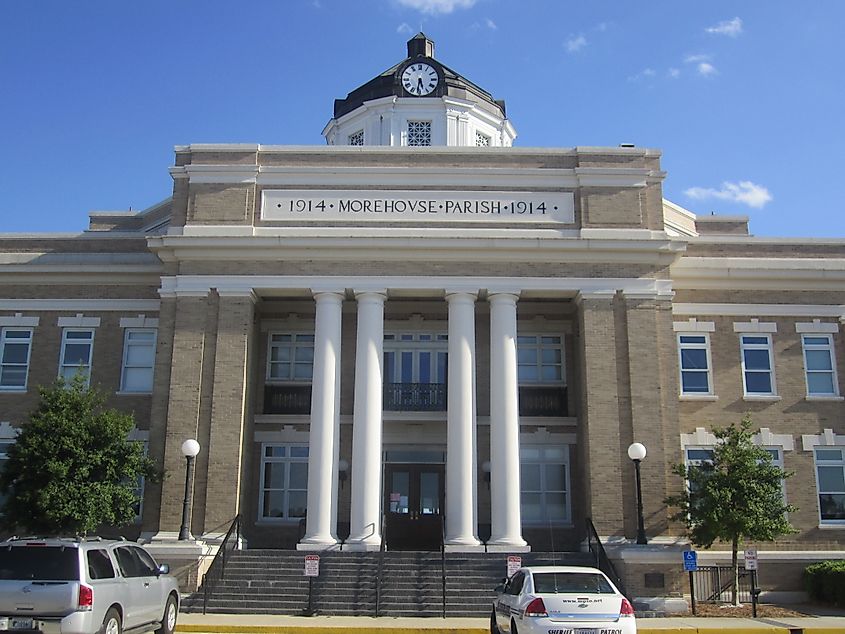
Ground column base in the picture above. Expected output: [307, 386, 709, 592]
[444, 543, 486, 553]
[296, 540, 342, 552]
[486, 543, 531, 553]
[343, 541, 382, 552]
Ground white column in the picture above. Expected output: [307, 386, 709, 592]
[445, 291, 482, 550]
[347, 291, 386, 550]
[488, 292, 528, 550]
[298, 291, 343, 550]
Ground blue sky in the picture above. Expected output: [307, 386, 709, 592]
[1, 0, 843, 237]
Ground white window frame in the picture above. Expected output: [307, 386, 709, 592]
[383, 332, 448, 384]
[517, 334, 565, 385]
[0, 328, 33, 391]
[677, 333, 713, 396]
[739, 334, 777, 397]
[684, 445, 787, 502]
[266, 333, 314, 383]
[59, 328, 95, 386]
[258, 443, 309, 522]
[801, 334, 840, 397]
[520, 444, 571, 525]
[813, 447, 845, 526]
[120, 328, 157, 393]
[0, 436, 13, 514]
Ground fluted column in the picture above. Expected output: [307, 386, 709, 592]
[347, 291, 387, 551]
[445, 291, 482, 550]
[298, 291, 344, 550]
[488, 292, 528, 550]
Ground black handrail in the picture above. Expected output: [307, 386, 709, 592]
[440, 515, 446, 618]
[585, 517, 627, 598]
[201, 515, 241, 614]
[375, 514, 387, 617]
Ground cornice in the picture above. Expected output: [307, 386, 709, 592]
[673, 303, 844, 318]
[672, 256, 845, 290]
[0, 299, 160, 311]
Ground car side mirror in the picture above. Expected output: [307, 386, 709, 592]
[157, 564, 170, 575]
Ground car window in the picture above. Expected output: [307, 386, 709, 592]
[0, 546, 78, 581]
[87, 549, 115, 580]
[114, 546, 142, 578]
[507, 571, 525, 595]
[131, 546, 159, 576]
[532, 572, 615, 594]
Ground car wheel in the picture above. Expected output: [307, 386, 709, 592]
[103, 608, 122, 634]
[155, 595, 178, 634]
[510, 618, 519, 634]
[490, 609, 500, 634]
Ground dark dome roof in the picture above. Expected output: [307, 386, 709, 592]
[332, 33, 506, 120]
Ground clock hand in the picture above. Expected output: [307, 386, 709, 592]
[417, 77, 424, 92]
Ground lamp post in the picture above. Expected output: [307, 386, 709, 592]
[627, 442, 648, 545]
[178, 439, 201, 541]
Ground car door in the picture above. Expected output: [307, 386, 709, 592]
[129, 546, 166, 624]
[496, 571, 525, 632]
[113, 546, 148, 629]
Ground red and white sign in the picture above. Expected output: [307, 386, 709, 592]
[304, 554, 320, 577]
[507, 556, 522, 578]
[744, 548, 758, 571]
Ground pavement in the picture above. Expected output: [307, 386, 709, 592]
[176, 611, 845, 634]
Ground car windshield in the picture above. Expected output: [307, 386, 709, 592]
[0, 546, 79, 581]
[532, 572, 615, 594]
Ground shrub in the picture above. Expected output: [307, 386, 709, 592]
[804, 560, 845, 607]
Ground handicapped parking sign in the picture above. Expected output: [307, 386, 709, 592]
[683, 550, 698, 572]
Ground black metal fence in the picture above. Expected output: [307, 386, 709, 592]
[691, 566, 752, 603]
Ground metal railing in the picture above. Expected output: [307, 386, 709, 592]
[383, 382, 447, 411]
[375, 514, 387, 617]
[518, 385, 568, 417]
[264, 384, 312, 414]
[440, 515, 446, 618]
[585, 518, 626, 598]
[201, 515, 241, 614]
[692, 566, 752, 603]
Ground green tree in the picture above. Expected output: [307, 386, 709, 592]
[665, 415, 796, 605]
[0, 375, 158, 535]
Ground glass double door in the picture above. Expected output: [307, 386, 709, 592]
[384, 463, 445, 551]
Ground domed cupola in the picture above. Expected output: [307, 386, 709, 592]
[323, 33, 516, 147]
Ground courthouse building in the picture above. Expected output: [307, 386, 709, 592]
[1, 34, 843, 600]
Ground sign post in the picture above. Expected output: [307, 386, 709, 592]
[744, 548, 759, 617]
[304, 555, 320, 616]
[683, 550, 698, 616]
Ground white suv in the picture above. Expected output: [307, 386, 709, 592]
[0, 538, 180, 634]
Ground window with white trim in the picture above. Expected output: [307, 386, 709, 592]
[520, 445, 570, 523]
[677, 334, 713, 395]
[259, 444, 309, 520]
[802, 335, 839, 397]
[348, 129, 364, 146]
[0, 329, 32, 390]
[517, 335, 564, 384]
[407, 120, 432, 146]
[739, 334, 776, 395]
[267, 334, 314, 382]
[120, 329, 156, 393]
[685, 446, 786, 499]
[814, 448, 845, 524]
[383, 332, 448, 384]
[0, 439, 12, 513]
[59, 329, 95, 385]
[131, 441, 148, 523]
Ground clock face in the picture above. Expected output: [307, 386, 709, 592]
[402, 63, 439, 96]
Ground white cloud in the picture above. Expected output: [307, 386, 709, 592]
[471, 17, 497, 31]
[668, 67, 680, 79]
[684, 54, 717, 77]
[628, 68, 656, 82]
[397, 22, 413, 34]
[566, 34, 587, 53]
[706, 17, 743, 37]
[684, 53, 711, 64]
[484, 17, 497, 30]
[684, 181, 773, 209]
[697, 62, 717, 76]
[395, 0, 476, 15]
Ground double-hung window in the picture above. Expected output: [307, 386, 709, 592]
[0, 329, 32, 390]
[259, 445, 309, 520]
[267, 334, 314, 382]
[517, 335, 564, 384]
[739, 334, 776, 396]
[59, 329, 95, 385]
[677, 334, 712, 395]
[802, 335, 839, 397]
[814, 448, 845, 524]
[520, 445, 570, 523]
[120, 329, 156, 393]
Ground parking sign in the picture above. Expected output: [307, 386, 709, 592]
[683, 550, 698, 571]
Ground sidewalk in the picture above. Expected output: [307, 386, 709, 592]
[176, 612, 845, 634]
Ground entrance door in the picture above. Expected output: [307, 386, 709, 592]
[384, 464, 445, 551]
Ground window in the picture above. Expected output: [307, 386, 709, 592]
[407, 120, 431, 146]
[685, 446, 786, 501]
[348, 130, 364, 146]
[475, 131, 490, 147]
[259, 444, 309, 520]
[86, 549, 116, 580]
[59, 329, 95, 385]
[120, 329, 156, 393]
[520, 445, 570, 523]
[814, 448, 845, 524]
[114, 546, 157, 578]
[267, 334, 314, 381]
[0, 329, 32, 390]
[739, 334, 776, 395]
[0, 440, 12, 512]
[383, 333, 448, 384]
[131, 441, 148, 523]
[802, 335, 839, 397]
[677, 334, 712, 395]
[517, 335, 564, 383]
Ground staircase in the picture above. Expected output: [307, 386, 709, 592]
[184, 549, 595, 617]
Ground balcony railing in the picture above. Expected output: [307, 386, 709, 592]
[264, 384, 312, 414]
[384, 382, 447, 411]
[518, 385, 568, 417]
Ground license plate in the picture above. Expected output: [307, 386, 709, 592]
[0, 618, 33, 631]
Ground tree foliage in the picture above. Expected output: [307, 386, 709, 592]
[665, 415, 796, 604]
[0, 376, 158, 536]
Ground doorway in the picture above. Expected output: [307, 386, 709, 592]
[384, 463, 445, 551]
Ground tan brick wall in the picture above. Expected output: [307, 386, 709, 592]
[188, 184, 252, 224]
[581, 188, 642, 227]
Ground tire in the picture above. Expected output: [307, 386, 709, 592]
[103, 608, 122, 634]
[155, 595, 178, 634]
[510, 618, 519, 634]
[490, 609, 500, 634]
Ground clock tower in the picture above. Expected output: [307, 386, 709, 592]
[323, 33, 516, 147]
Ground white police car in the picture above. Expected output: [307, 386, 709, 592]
[491, 566, 636, 634]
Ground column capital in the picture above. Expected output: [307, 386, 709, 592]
[445, 289, 478, 302]
[311, 290, 345, 304]
[575, 289, 616, 305]
[353, 289, 387, 301]
[487, 290, 520, 304]
[310, 287, 346, 297]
